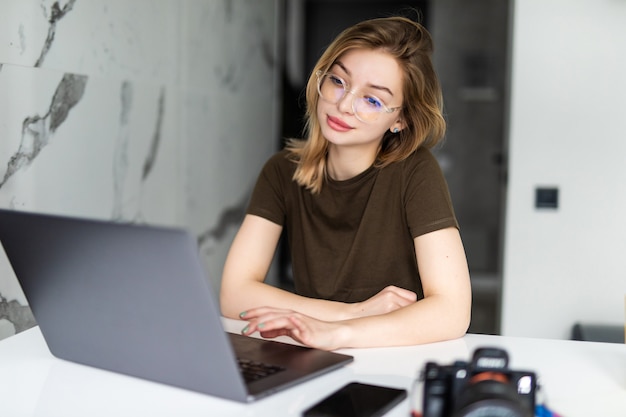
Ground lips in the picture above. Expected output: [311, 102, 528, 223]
[326, 115, 353, 132]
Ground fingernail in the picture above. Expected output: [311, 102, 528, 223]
[241, 325, 249, 334]
[239, 311, 247, 318]
[258, 322, 265, 329]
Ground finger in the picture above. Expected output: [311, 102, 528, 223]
[241, 315, 296, 336]
[239, 306, 293, 320]
[259, 328, 291, 339]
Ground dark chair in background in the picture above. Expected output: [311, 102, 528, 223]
[571, 323, 624, 344]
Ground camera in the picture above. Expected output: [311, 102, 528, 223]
[421, 347, 537, 417]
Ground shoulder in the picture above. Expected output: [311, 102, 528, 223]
[388, 146, 443, 178]
[265, 148, 293, 165]
[378, 147, 450, 200]
[260, 149, 297, 177]
[405, 146, 439, 167]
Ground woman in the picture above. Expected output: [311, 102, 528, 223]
[220, 16, 471, 350]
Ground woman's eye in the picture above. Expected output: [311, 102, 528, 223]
[364, 96, 383, 108]
[328, 75, 344, 86]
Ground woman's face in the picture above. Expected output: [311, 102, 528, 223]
[316, 48, 404, 150]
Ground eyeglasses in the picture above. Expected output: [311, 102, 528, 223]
[316, 70, 401, 123]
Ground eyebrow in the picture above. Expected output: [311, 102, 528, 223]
[334, 61, 395, 97]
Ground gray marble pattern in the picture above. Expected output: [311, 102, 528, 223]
[1, 73, 87, 188]
[0, 0, 280, 340]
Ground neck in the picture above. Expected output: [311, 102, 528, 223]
[326, 144, 378, 181]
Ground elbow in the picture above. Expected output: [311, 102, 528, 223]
[456, 311, 472, 338]
[439, 311, 470, 342]
[220, 303, 240, 320]
[218, 296, 229, 318]
[441, 314, 470, 342]
[444, 294, 472, 341]
[455, 297, 472, 338]
[452, 291, 472, 337]
[452, 281, 473, 338]
[219, 285, 239, 319]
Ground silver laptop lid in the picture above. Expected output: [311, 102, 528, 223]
[0, 209, 249, 402]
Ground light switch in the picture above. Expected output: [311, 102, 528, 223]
[535, 187, 558, 209]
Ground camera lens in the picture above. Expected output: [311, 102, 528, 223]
[455, 400, 527, 417]
[452, 380, 533, 417]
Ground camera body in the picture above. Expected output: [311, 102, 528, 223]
[422, 347, 537, 417]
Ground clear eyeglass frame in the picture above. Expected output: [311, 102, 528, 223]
[315, 70, 401, 123]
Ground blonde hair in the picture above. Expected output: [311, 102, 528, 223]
[286, 16, 446, 194]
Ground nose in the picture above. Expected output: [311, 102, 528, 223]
[337, 89, 356, 115]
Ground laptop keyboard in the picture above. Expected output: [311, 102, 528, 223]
[237, 358, 285, 383]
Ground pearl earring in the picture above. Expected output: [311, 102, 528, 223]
[392, 127, 399, 133]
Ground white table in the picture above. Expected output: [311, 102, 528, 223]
[0, 318, 624, 417]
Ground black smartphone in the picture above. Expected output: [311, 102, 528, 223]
[302, 382, 407, 417]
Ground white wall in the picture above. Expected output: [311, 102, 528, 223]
[502, 0, 626, 339]
[0, 0, 280, 340]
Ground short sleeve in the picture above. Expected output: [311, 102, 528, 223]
[246, 150, 293, 226]
[403, 149, 458, 238]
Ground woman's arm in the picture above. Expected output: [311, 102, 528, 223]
[343, 226, 472, 346]
[239, 227, 471, 349]
[220, 215, 358, 320]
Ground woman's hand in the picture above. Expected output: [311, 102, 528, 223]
[347, 285, 417, 319]
[239, 307, 347, 351]
[236, 286, 417, 350]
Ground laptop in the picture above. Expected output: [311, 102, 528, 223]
[0, 209, 353, 403]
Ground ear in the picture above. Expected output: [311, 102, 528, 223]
[389, 119, 406, 134]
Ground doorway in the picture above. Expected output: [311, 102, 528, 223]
[277, 0, 510, 335]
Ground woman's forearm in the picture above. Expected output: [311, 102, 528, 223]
[220, 279, 352, 321]
[334, 294, 471, 348]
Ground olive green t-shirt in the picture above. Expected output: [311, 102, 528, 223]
[246, 147, 458, 303]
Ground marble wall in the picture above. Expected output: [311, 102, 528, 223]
[0, 0, 280, 340]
